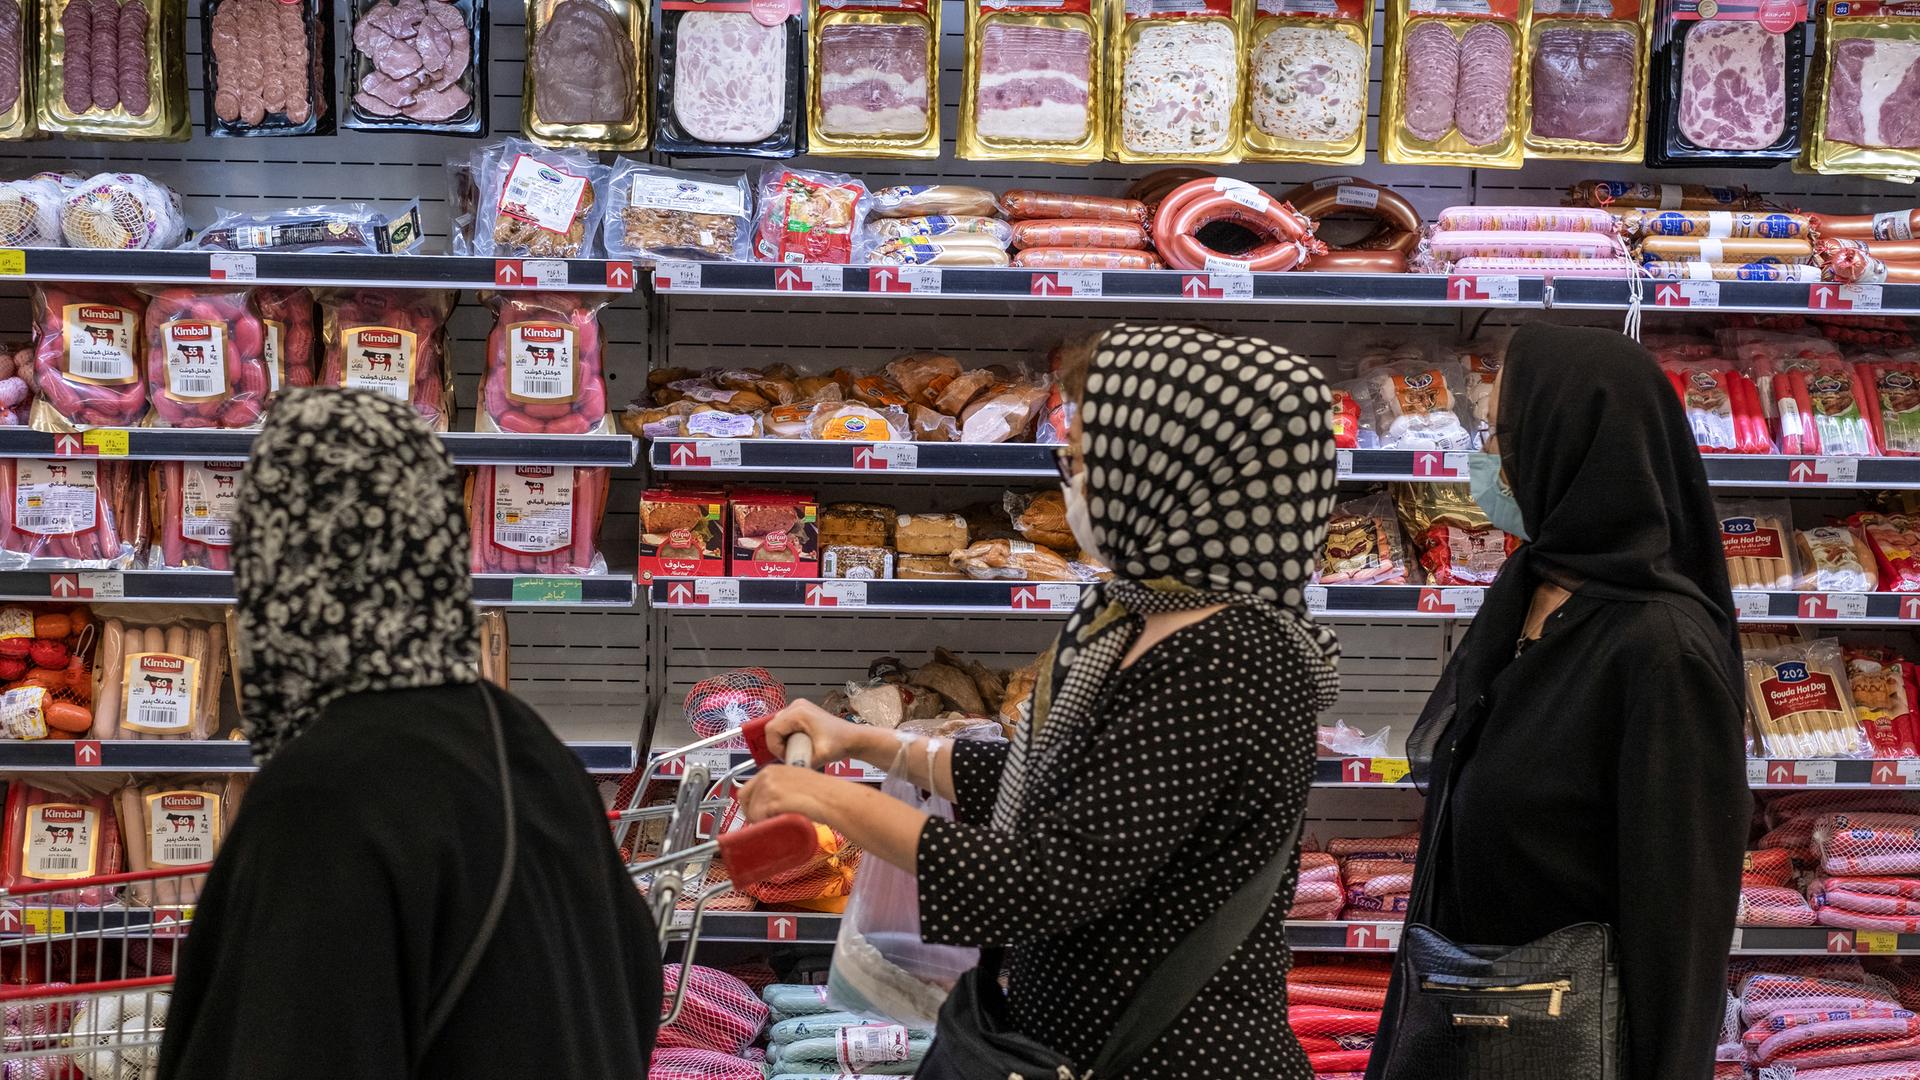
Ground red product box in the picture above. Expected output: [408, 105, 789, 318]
[729, 488, 818, 578]
[639, 487, 727, 581]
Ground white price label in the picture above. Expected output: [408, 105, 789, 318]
[851, 443, 917, 470]
[1651, 280, 1720, 307]
[1870, 759, 1920, 786]
[1033, 583, 1080, 609]
[1811, 283, 1884, 312]
[653, 261, 701, 291]
[1440, 587, 1484, 615]
[78, 572, 123, 599]
[682, 748, 733, 775]
[700, 440, 743, 467]
[807, 581, 868, 607]
[1055, 270, 1102, 297]
[1815, 457, 1862, 484]
[693, 578, 740, 606]
[1732, 591, 1772, 619]
[207, 253, 256, 281]
[522, 259, 569, 287]
[1446, 275, 1519, 303]
[800, 265, 844, 292]
[665, 440, 743, 468]
[1207, 272, 1253, 299]
[1306, 585, 1328, 613]
[1832, 592, 1871, 619]
[1757, 759, 1838, 786]
[1746, 759, 1769, 786]
[873, 266, 941, 293]
[1335, 450, 1353, 478]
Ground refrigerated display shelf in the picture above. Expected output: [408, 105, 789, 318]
[0, 739, 635, 773]
[0, 571, 636, 607]
[0, 429, 635, 466]
[0, 249, 640, 291]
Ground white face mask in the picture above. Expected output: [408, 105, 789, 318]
[1063, 470, 1108, 567]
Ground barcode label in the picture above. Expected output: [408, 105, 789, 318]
[137, 706, 179, 729]
[124, 652, 199, 734]
[38, 856, 77, 871]
[14, 460, 98, 537]
[492, 466, 575, 555]
[162, 321, 228, 401]
[520, 377, 564, 397]
[493, 528, 554, 548]
[71, 355, 124, 378]
[173, 376, 215, 395]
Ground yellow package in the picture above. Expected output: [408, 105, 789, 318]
[522, 0, 650, 150]
[1, 0, 35, 140]
[38, 0, 188, 140]
[958, 0, 1104, 163]
[1108, 0, 1246, 164]
[1523, 0, 1651, 161]
[808, 0, 939, 158]
[1239, 0, 1370, 163]
[1808, 1, 1920, 178]
[1381, 0, 1528, 168]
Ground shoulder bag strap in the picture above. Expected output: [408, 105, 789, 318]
[1085, 815, 1305, 1078]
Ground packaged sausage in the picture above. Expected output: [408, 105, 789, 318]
[114, 777, 244, 906]
[37, 0, 189, 139]
[604, 160, 753, 262]
[1647, 0, 1807, 166]
[191, 203, 423, 256]
[1722, 330, 1875, 457]
[1806, 0, 1920, 177]
[344, 0, 487, 135]
[91, 609, 227, 740]
[1566, 179, 1760, 209]
[523, 0, 646, 151]
[1611, 207, 1808, 240]
[640, 487, 727, 580]
[29, 282, 147, 432]
[1107, 0, 1246, 164]
[316, 288, 456, 431]
[1318, 493, 1412, 585]
[0, 0, 35, 140]
[469, 465, 610, 575]
[1845, 647, 1919, 758]
[1864, 357, 1920, 456]
[1854, 512, 1920, 594]
[1361, 361, 1476, 451]
[149, 460, 244, 570]
[478, 608, 510, 687]
[473, 140, 609, 259]
[654, 0, 803, 157]
[870, 234, 1013, 266]
[729, 489, 818, 578]
[754, 168, 867, 264]
[1388, 482, 1520, 586]
[203, 0, 332, 136]
[958, 0, 1104, 163]
[1642, 235, 1814, 263]
[2, 784, 123, 904]
[1380, 0, 1528, 169]
[807, 0, 938, 158]
[1658, 359, 1774, 454]
[1716, 499, 1797, 590]
[1239, 0, 1370, 163]
[1795, 524, 1879, 592]
[869, 186, 1003, 218]
[1641, 260, 1820, 282]
[1745, 639, 1872, 760]
[479, 292, 611, 435]
[254, 285, 316, 393]
[139, 286, 271, 430]
[1523, 0, 1651, 161]
[0, 604, 98, 741]
[0, 459, 142, 569]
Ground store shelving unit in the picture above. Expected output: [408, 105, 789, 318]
[0, 570, 634, 607]
[0, 739, 634, 774]
[0, 248, 639, 291]
[0, 429, 635, 466]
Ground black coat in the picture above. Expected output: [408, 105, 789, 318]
[158, 683, 661, 1079]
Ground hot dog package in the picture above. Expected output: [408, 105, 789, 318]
[1658, 358, 1774, 454]
[1794, 524, 1878, 592]
[1716, 498, 1797, 590]
[1745, 639, 1871, 760]
[1807, 0, 1920, 178]
[113, 777, 244, 906]
[469, 465, 610, 575]
[1523, 0, 1651, 162]
[37, 0, 190, 140]
[1721, 330, 1876, 456]
[958, 0, 1105, 163]
[522, 0, 647, 151]
[89, 608, 229, 741]
[478, 291, 611, 435]
[148, 459, 244, 569]
[1318, 493, 1411, 585]
[1107, 0, 1246, 164]
[139, 286, 270, 429]
[254, 285, 317, 393]
[654, 0, 803, 157]
[806, 0, 938, 158]
[316, 288, 455, 431]
[1360, 361, 1476, 451]
[1647, 0, 1807, 167]
[0, 458, 143, 569]
[1380, 0, 1528, 169]
[1864, 356, 1920, 456]
[1240, 0, 1369, 163]
[2, 784, 123, 905]
[30, 282, 147, 432]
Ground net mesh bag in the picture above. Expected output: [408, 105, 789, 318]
[647, 1047, 765, 1080]
[685, 668, 787, 740]
[1735, 970, 1920, 1071]
[1820, 814, 1920, 876]
[0, 179, 62, 248]
[1741, 884, 1820, 926]
[1747, 847, 1800, 886]
[1289, 851, 1344, 919]
[1772, 792, 1920, 828]
[657, 965, 769, 1054]
[719, 799, 859, 908]
[60, 174, 179, 251]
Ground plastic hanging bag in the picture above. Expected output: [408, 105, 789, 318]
[474, 139, 609, 259]
[316, 288, 455, 430]
[0, 458, 143, 569]
[754, 168, 869, 264]
[190, 203, 423, 255]
[150, 459, 245, 569]
[1, 783, 123, 906]
[88, 607, 228, 741]
[1745, 638, 1873, 760]
[0, 604, 97, 741]
[140, 286, 270, 429]
[468, 465, 609, 575]
[113, 776, 244, 907]
[478, 291, 611, 434]
[30, 282, 148, 431]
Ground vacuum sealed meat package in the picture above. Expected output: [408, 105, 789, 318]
[1318, 494, 1411, 585]
[37, 0, 189, 139]
[90, 608, 227, 740]
[30, 282, 147, 431]
[1795, 524, 1878, 592]
[114, 777, 244, 906]
[140, 286, 270, 429]
[475, 140, 608, 258]
[807, 0, 938, 158]
[1865, 357, 1920, 456]
[479, 291, 611, 434]
[1809, 3, 1920, 177]
[1524, 0, 1651, 162]
[958, 0, 1103, 163]
[523, 0, 646, 150]
[1745, 639, 1871, 760]
[0, 0, 32, 139]
[1716, 499, 1797, 590]
[655, 0, 802, 157]
[1382, 0, 1527, 168]
[469, 465, 609, 574]
[317, 288, 455, 431]
[1110, 1, 1244, 163]
[345, 0, 486, 134]
[1658, 359, 1773, 454]
[60, 172, 182, 249]
[1361, 362, 1474, 450]
[204, 0, 331, 135]
[604, 161, 752, 262]
[0, 458, 143, 568]
[1854, 512, 1920, 593]
[1649, 0, 1806, 166]
[191, 202, 423, 255]
[150, 460, 244, 569]
[2, 784, 123, 905]
[754, 168, 867, 263]
[1241, 0, 1370, 165]
[254, 286, 316, 392]
[1390, 482, 1520, 586]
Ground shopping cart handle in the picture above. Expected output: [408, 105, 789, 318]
[720, 812, 819, 886]
[740, 716, 814, 769]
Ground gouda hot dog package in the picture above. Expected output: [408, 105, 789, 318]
[1806, 0, 1920, 179]
[1238, 0, 1369, 163]
[1522, 0, 1652, 162]
[522, 0, 649, 151]
[1106, 0, 1248, 164]
[1381, 0, 1528, 168]
[1647, 0, 1807, 167]
[806, 0, 939, 158]
[37, 0, 189, 140]
[959, 0, 1104, 163]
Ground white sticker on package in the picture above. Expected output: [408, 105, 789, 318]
[123, 652, 200, 734]
[25, 802, 96, 879]
[15, 460, 97, 536]
[629, 174, 747, 216]
[837, 1025, 911, 1070]
[262, 319, 285, 393]
[492, 465, 575, 554]
[507, 322, 576, 402]
[0, 607, 32, 641]
[146, 791, 221, 866]
[0, 686, 46, 740]
[342, 326, 416, 403]
[162, 320, 229, 400]
[500, 154, 591, 236]
[60, 303, 138, 384]
[182, 461, 243, 545]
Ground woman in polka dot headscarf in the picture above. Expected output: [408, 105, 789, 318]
[740, 322, 1339, 1079]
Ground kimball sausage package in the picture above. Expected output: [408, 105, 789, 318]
[114, 777, 245, 906]
[1238, 0, 1370, 164]
[3, 784, 123, 905]
[0, 0, 36, 140]
[479, 291, 612, 435]
[30, 283, 147, 432]
[1647, 0, 1806, 167]
[149, 460, 244, 570]
[89, 608, 227, 740]
[1807, 0, 1920, 178]
[1381, 0, 1528, 168]
[0, 459, 144, 570]
[806, 0, 939, 158]
[1523, 0, 1652, 161]
[37, 0, 189, 139]
[958, 0, 1105, 163]
[202, 0, 333, 136]
[468, 465, 610, 575]
[139, 286, 271, 430]
[344, 0, 488, 135]
[523, 0, 648, 150]
[654, 0, 804, 157]
[316, 288, 456, 432]
[1107, 0, 1247, 164]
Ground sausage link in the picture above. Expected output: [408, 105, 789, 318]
[1001, 190, 1150, 226]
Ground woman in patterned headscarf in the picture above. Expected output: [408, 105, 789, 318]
[159, 389, 662, 1079]
[739, 323, 1339, 1079]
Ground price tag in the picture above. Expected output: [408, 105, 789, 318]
[208, 253, 256, 281]
[1832, 592, 1871, 619]
[1440, 587, 1485, 615]
[21, 909, 65, 935]
[1811, 283, 1884, 312]
[826, 759, 883, 779]
[653, 261, 701, 291]
[1746, 759, 1769, 786]
[511, 576, 584, 603]
[806, 581, 867, 607]
[1859, 930, 1901, 953]
[694, 578, 741, 606]
[1034, 583, 1080, 609]
[1732, 591, 1773, 619]
[82, 430, 129, 457]
[1335, 450, 1353, 478]
[683, 748, 732, 775]
[1179, 272, 1252, 300]
[1054, 271, 1102, 297]
[1305, 585, 1328, 613]
[1758, 759, 1838, 786]
[871, 266, 942, 294]
[1343, 922, 1402, 950]
[521, 259, 569, 287]
[1445, 275, 1520, 303]
[851, 443, 917, 470]
[1651, 281, 1720, 307]
[1340, 757, 1411, 784]
[1729, 927, 1743, 952]
[0, 250, 23, 275]
[1816, 457, 1862, 484]
[77, 572, 124, 599]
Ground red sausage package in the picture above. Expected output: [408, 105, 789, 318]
[317, 289, 456, 431]
[1658, 359, 1774, 454]
[1863, 356, 1920, 457]
[1853, 512, 1920, 593]
[0, 459, 144, 569]
[754, 169, 868, 264]
[0, 604, 101, 742]
[114, 777, 245, 906]
[254, 286, 318, 393]
[469, 465, 610, 575]
[140, 287, 271, 429]
[29, 283, 148, 432]
[1723, 330, 1876, 456]
[479, 292, 612, 435]
[2, 783, 124, 905]
[150, 460, 245, 570]
[1846, 647, 1920, 759]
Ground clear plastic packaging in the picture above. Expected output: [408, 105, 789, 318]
[754, 168, 868, 264]
[475, 140, 608, 259]
[1523, 1, 1651, 162]
[1380, 0, 1527, 169]
[150, 459, 245, 569]
[1794, 525, 1879, 592]
[0, 176, 69, 247]
[0, 0, 33, 141]
[89, 608, 227, 740]
[1108, 0, 1244, 164]
[604, 160, 752, 262]
[316, 288, 455, 431]
[0, 458, 143, 568]
[203, 0, 332, 136]
[1746, 639, 1872, 760]
[1, 784, 123, 905]
[113, 776, 244, 905]
[254, 286, 316, 392]
[191, 202, 423, 254]
[1808, 3, 1920, 178]
[1361, 361, 1475, 451]
[1318, 493, 1412, 585]
[343, 0, 486, 135]
[0, 604, 98, 741]
[469, 465, 609, 575]
[479, 291, 610, 434]
[654, 0, 804, 157]
[1719, 331, 1875, 457]
[1317, 719, 1393, 757]
[60, 172, 182, 249]
[1658, 359, 1775, 454]
[1716, 499, 1797, 590]
[1389, 482, 1520, 586]
[1845, 646, 1919, 758]
[1240, 0, 1370, 164]
[140, 286, 270, 429]
[958, 0, 1104, 163]
[29, 282, 148, 431]
[37, 0, 191, 140]
[1853, 512, 1920, 593]
[1863, 357, 1920, 456]
[868, 185, 1001, 218]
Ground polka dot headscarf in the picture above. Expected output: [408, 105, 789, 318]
[991, 322, 1342, 830]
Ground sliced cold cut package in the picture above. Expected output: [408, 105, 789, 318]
[1649, 0, 1807, 166]
[0, 0, 33, 138]
[1382, 0, 1526, 168]
[203, 0, 333, 136]
[654, 0, 803, 157]
[806, 0, 940, 158]
[1808, 4, 1920, 177]
[523, 0, 647, 151]
[37, 0, 187, 139]
[344, 0, 486, 134]
[1523, 0, 1652, 162]
[1240, 0, 1371, 165]
[958, 0, 1104, 163]
[1108, 0, 1245, 163]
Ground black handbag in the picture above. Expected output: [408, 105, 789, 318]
[913, 818, 1300, 1080]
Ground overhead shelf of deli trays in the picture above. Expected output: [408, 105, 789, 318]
[0, 248, 641, 292]
[0, 739, 635, 774]
[0, 570, 636, 608]
[0, 429, 635, 467]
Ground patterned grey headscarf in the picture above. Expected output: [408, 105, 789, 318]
[232, 388, 479, 763]
[992, 322, 1342, 829]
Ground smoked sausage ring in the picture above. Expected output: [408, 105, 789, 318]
[1280, 178, 1422, 256]
[1127, 168, 1213, 208]
[1302, 249, 1409, 273]
[1151, 178, 1323, 272]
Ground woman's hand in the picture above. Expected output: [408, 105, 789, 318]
[737, 765, 837, 824]
[765, 700, 889, 767]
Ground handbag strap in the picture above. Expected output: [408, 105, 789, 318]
[1085, 814, 1305, 1078]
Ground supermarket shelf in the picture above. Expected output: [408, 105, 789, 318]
[649, 577, 1088, 613]
[0, 249, 639, 291]
[0, 739, 635, 773]
[1553, 277, 1920, 316]
[670, 910, 844, 944]
[0, 429, 634, 466]
[0, 571, 635, 607]
[1284, 920, 1406, 952]
[650, 439, 1056, 477]
[1285, 920, 1920, 956]
[1342, 450, 1920, 490]
[1746, 758, 1920, 789]
[1315, 758, 1417, 787]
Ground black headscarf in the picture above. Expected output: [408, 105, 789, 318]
[1407, 324, 1740, 785]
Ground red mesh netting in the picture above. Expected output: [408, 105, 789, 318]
[1741, 884, 1820, 926]
[657, 965, 769, 1054]
[1747, 847, 1799, 886]
[1819, 814, 1920, 876]
[718, 800, 859, 908]
[721, 958, 778, 994]
[685, 669, 786, 740]
[1289, 852, 1343, 920]
[1288, 958, 1387, 1076]
[647, 1048, 764, 1080]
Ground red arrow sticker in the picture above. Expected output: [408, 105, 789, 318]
[493, 260, 524, 287]
[1829, 930, 1857, 953]
[52, 434, 84, 457]
[1416, 588, 1455, 614]
[1181, 275, 1223, 300]
[1010, 586, 1041, 609]
[72, 740, 101, 766]
[605, 261, 635, 289]
[49, 574, 84, 599]
[666, 581, 697, 605]
[1875, 762, 1902, 786]
[870, 268, 911, 294]
[1799, 594, 1836, 620]
[767, 915, 798, 941]
[774, 267, 809, 291]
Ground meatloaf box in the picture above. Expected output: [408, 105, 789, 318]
[342, 0, 487, 135]
[653, 0, 804, 157]
[729, 488, 818, 578]
[202, 0, 335, 136]
[640, 487, 726, 581]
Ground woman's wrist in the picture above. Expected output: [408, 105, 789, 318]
[850, 724, 906, 767]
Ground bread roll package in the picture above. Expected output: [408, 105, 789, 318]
[1522, 0, 1651, 161]
[958, 0, 1104, 163]
[1715, 499, 1797, 591]
[523, 0, 648, 150]
[1647, 0, 1806, 166]
[38, 0, 189, 139]
[1745, 638, 1871, 760]
[1380, 0, 1527, 168]
[1238, 0, 1369, 163]
[1807, 0, 1920, 178]
[806, 0, 938, 158]
[1106, 0, 1246, 164]
[653, 0, 802, 157]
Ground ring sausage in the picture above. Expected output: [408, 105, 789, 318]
[1302, 249, 1408, 273]
[1010, 219, 1150, 251]
[1152, 178, 1323, 272]
[1012, 247, 1164, 270]
[1002, 190, 1150, 226]
[1126, 168, 1211, 207]
[1281, 178, 1422, 255]
[1812, 210, 1920, 242]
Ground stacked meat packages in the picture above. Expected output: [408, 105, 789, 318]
[862, 185, 1012, 268]
[345, 0, 483, 133]
[1420, 204, 1633, 279]
[1005, 189, 1155, 271]
[1730, 956, 1920, 1078]
[1288, 959, 1390, 1079]
[1330, 835, 1418, 922]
